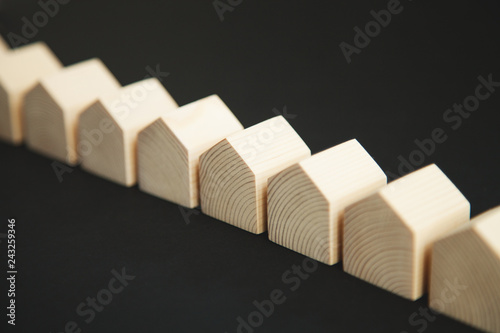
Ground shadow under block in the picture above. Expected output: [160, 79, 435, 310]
[429, 206, 500, 332]
[267, 139, 387, 265]
[0, 42, 62, 144]
[137, 95, 243, 207]
[343, 164, 470, 300]
[200, 116, 311, 234]
[24, 58, 121, 165]
[78, 78, 178, 187]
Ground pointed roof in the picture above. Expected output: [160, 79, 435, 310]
[156, 94, 243, 154]
[224, 116, 310, 176]
[97, 78, 178, 132]
[0, 42, 62, 93]
[379, 164, 470, 232]
[38, 58, 121, 116]
[297, 139, 386, 204]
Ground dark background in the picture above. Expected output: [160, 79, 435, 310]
[1, 0, 499, 332]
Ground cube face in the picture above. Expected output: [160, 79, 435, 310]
[200, 139, 260, 232]
[430, 208, 500, 332]
[343, 164, 470, 300]
[138, 119, 192, 207]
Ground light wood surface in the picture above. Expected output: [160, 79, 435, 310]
[0, 42, 62, 144]
[79, 78, 178, 187]
[24, 58, 121, 165]
[200, 116, 310, 234]
[0, 36, 9, 52]
[429, 206, 500, 332]
[137, 95, 243, 207]
[343, 164, 470, 300]
[268, 139, 387, 265]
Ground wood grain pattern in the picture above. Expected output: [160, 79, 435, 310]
[343, 164, 470, 300]
[79, 78, 178, 187]
[0, 42, 62, 144]
[24, 58, 121, 165]
[200, 116, 310, 234]
[430, 206, 500, 332]
[267, 139, 387, 265]
[137, 95, 243, 208]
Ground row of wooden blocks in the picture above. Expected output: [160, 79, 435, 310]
[1, 38, 499, 332]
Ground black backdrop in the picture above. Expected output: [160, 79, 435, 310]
[1, 0, 499, 332]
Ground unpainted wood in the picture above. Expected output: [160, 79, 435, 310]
[200, 116, 311, 234]
[79, 78, 178, 186]
[137, 94, 243, 207]
[430, 206, 500, 332]
[0, 42, 62, 144]
[24, 58, 121, 165]
[343, 164, 470, 300]
[268, 139, 387, 265]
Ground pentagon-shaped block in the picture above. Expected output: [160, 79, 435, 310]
[24, 58, 121, 165]
[200, 116, 310, 234]
[137, 95, 243, 208]
[79, 78, 178, 187]
[430, 206, 500, 332]
[0, 42, 62, 144]
[343, 164, 470, 300]
[268, 139, 387, 265]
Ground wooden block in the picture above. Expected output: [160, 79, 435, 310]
[79, 78, 178, 187]
[0, 35, 9, 52]
[429, 206, 500, 332]
[343, 164, 470, 300]
[137, 95, 243, 207]
[0, 42, 62, 144]
[268, 139, 387, 265]
[24, 58, 121, 165]
[200, 116, 310, 234]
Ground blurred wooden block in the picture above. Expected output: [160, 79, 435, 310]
[430, 206, 500, 332]
[343, 164, 470, 300]
[200, 116, 310, 234]
[268, 139, 387, 265]
[79, 78, 178, 187]
[0, 42, 62, 144]
[0, 36, 9, 52]
[24, 58, 121, 165]
[137, 95, 243, 207]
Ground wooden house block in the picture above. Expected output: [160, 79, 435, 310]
[343, 164, 470, 300]
[199, 116, 310, 234]
[429, 206, 500, 332]
[137, 95, 243, 207]
[0, 42, 62, 144]
[267, 139, 387, 265]
[0, 36, 9, 52]
[79, 78, 178, 187]
[24, 58, 121, 165]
